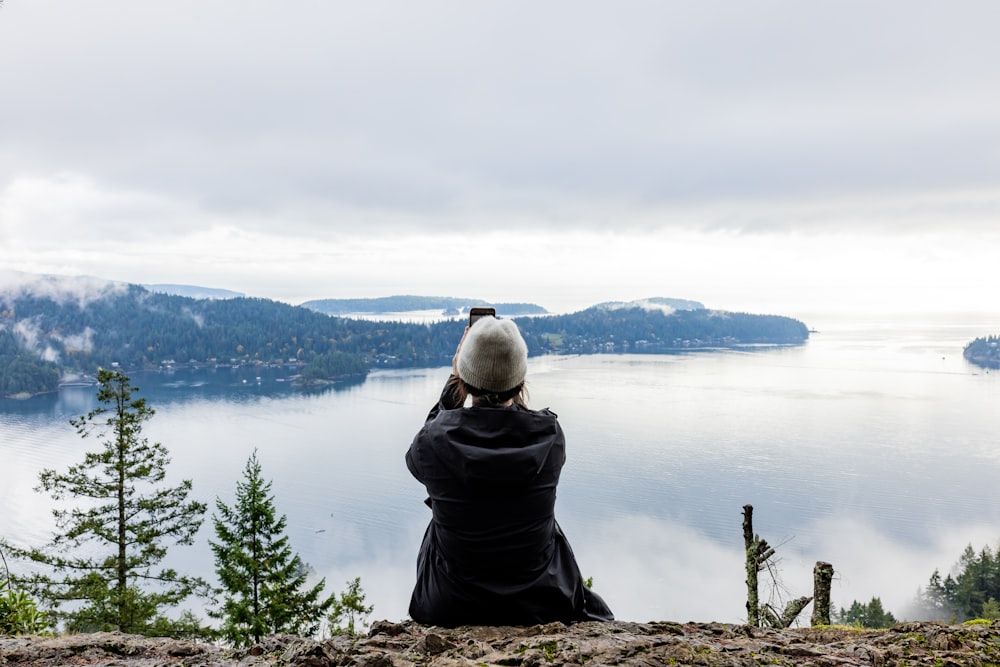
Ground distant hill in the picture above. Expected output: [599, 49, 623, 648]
[144, 284, 245, 299]
[523, 304, 808, 356]
[300, 295, 547, 317]
[0, 274, 809, 398]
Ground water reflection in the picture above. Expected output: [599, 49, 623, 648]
[3, 315, 1000, 623]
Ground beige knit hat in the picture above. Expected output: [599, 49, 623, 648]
[456, 317, 528, 393]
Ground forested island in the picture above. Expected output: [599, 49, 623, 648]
[0, 278, 808, 398]
[964, 335, 1000, 369]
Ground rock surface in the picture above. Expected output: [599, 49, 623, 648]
[3, 620, 1000, 666]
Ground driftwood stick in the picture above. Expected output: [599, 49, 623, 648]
[743, 504, 758, 626]
[761, 596, 813, 629]
[760, 605, 781, 628]
[779, 596, 813, 628]
[811, 561, 835, 626]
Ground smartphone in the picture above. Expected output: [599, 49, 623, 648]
[469, 307, 496, 326]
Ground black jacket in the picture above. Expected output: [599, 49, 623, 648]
[406, 376, 613, 626]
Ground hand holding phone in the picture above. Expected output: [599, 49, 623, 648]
[469, 307, 496, 326]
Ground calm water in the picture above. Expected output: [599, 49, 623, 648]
[3, 313, 1000, 623]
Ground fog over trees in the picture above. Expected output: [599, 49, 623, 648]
[1, 281, 809, 397]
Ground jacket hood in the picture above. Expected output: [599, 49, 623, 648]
[421, 405, 564, 485]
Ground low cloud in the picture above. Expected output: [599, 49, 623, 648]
[576, 515, 747, 623]
[0, 270, 127, 309]
[11, 318, 42, 352]
[182, 308, 205, 329]
[791, 515, 1000, 621]
[54, 327, 96, 355]
[598, 299, 678, 316]
[565, 514, 999, 625]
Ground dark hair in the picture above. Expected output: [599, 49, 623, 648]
[457, 377, 529, 408]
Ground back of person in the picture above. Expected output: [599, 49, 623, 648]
[406, 316, 613, 627]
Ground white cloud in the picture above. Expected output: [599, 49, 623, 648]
[1, 1, 999, 314]
[55, 327, 96, 355]
[0, 270, 127, 308]
[11, 318, 42, 352]
[2, 1, 1000, 230]
[568, 514, 1000, 624]
[782, 515, 1000, 621]
[577, 515, 747, 623]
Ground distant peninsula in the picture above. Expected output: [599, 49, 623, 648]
[0, 275, 809, 398]
[144, 284, 245, 300]
[300, 295, 547, 317]
[964, 336, 1000, 369]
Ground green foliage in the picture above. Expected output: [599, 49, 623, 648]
[326, 577, 373, 637]
[964, 617, 993, 626]
[981, 597, 1000, 620]
[210, 450, 335, 647]
[1, 369, 207, 634]
[918, 543, 1000, 622]
[1, 556, 49, 635]
[835, 597, 897, 628]
[0, 583, 48, 635]
[541, 640, 558, 661]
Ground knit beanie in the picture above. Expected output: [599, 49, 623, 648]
[456, 317, 528, 393]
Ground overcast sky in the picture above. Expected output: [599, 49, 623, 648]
[2, 1, 999, 318]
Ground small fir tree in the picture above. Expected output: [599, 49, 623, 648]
[327, 577, 374, 636]
[210, 450, 334, 646]
[0, 369, 207, 633]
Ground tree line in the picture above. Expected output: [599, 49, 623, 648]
[1, 370, 372, 641]
[1, 286, 810, 397]
[823, 541, 1000, 629]
[914, 545, 1000, 622]
[0, 328, 60, 396]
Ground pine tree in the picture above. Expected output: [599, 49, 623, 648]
[210, 450, 334, 646]
[0, 369, 207, 633]
[918, 542, 1000, 622]
[327, 577, 374, 636]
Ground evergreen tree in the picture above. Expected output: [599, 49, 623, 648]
[0, 369, 207, 633]
[981, 597, 1000, 620]
[835, 597, 897, 628]
[918, 543, 1000, 621]
[210, 450, 334, 646]
[917, 569, 955, 620]
[327, 577, 374, 636]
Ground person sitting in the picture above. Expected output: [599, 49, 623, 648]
[406, 315, 613, 626]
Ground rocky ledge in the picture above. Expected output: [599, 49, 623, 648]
[3, 620, 1000, 667]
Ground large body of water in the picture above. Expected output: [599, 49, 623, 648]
[3, 313, 1000, 624]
